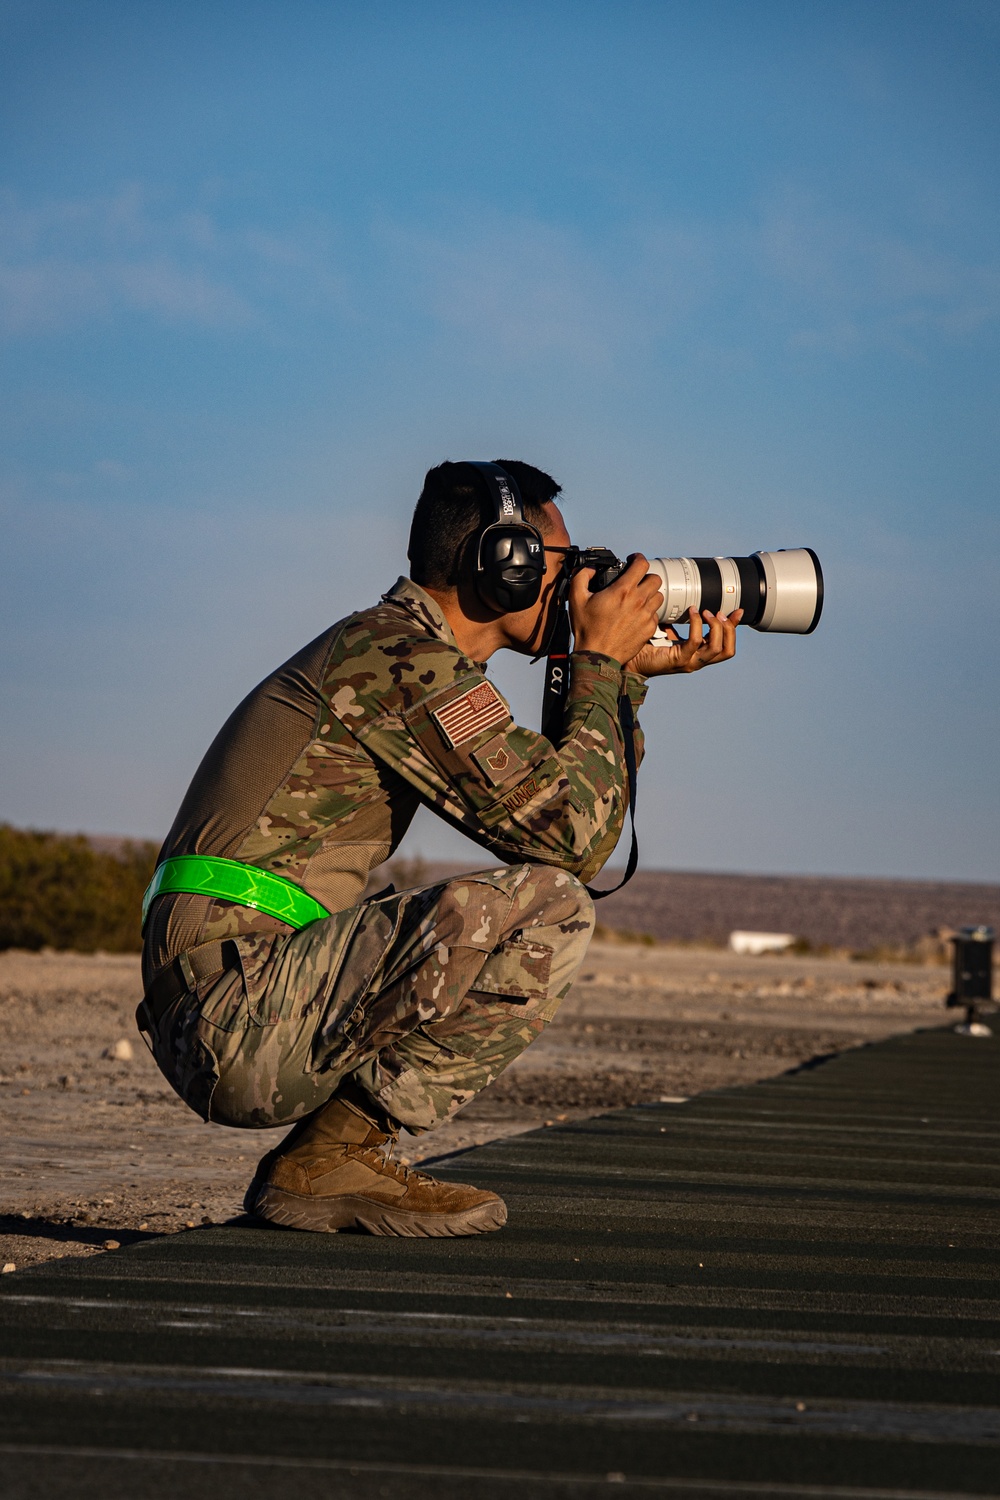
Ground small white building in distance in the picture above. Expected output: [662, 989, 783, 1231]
[729, 930, 795, 956]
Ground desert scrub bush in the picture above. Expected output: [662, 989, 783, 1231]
[0, 824, 158, 952]
[593, 922, 660, 946]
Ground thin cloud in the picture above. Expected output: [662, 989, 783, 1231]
[0, 187, 348, 336]
[755, 191, 1000, 351]
[382, 213, 624, 362]
[379, 208, 715, 365]
[380, 191, 998, 370]
[4, 181, 995, 362]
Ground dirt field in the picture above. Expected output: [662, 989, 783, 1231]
[594, 869, 1000, 950]
[0, 941, 953, 1270]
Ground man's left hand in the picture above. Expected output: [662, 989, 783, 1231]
[626, 607, 743, 678]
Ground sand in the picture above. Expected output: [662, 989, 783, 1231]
[0, 941, 952, 1270]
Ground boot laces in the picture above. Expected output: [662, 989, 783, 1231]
[349, 1142, 436, 1187]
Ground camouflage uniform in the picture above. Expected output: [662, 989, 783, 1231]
[142, 578, 647, 1134]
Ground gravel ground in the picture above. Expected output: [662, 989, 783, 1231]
[0, 941, 951, 1271]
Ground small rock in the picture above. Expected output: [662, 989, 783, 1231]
[185, 1220, 195, 1229]
[955, 1020, 993, 1038]
[138, 1222, 148, 1231]
[102, 1039, 134, 1062]
[103, 1239, 120, 1250]
[2, 1264, 16, 1274]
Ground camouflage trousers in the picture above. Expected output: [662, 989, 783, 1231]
[145, 864, 594, 1133]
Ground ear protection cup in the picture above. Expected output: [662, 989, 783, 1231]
[460, 461, 546, 613]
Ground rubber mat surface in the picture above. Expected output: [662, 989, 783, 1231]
[1, 1026, 997, 1498]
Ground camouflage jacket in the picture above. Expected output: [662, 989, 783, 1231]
[144, 577, 647, 977]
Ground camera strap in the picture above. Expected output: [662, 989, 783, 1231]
[541, 601, 639, 900]
[541, 602, 572, 741]
[587, 690, 639, 900]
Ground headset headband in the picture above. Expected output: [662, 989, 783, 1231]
[459, 461, 526, 534]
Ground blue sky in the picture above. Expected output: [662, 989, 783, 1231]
[2, 0, 998, 881]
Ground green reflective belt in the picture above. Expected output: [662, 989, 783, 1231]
[142, 854, 331, 931]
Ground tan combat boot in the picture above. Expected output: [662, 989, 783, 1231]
[244, 1083, 507, 1237]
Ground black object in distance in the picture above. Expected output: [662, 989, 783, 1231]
[947, 926, 995, 1011]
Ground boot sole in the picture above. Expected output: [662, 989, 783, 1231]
[241, 1177, 266, 1216]
[250, 1185, 507, 1237]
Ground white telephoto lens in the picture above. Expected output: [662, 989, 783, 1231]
[755, 549, 823, 633]
[645, 557, 700, 624]
[646, 548, 823, 635]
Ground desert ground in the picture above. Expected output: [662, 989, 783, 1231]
[0, 940, 954, 1270]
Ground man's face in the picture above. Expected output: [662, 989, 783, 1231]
[503, 501, 572, 656]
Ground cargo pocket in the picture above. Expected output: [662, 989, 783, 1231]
[196, 961, 279, 1126]
[149, 989, 224, 1124]
[469, 933, 552, 1000]
[431, 934, 557, 1063]
[315, 897, 407, 1057]
[149, 948, 276, 1125]
[231, 932, 282, 1024]
[193, 962, 258, 1123]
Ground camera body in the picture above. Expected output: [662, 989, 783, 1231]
[577, 546, 629, 593]
[579, 547, 823, 635]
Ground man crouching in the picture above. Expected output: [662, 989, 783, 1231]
[138, 459, 739, 1235]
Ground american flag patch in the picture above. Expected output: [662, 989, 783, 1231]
[431, 681, 510, 749]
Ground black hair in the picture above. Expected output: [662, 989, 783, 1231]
[407, 459, 562, 589]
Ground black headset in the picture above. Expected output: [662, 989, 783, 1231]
[459, 461, 546, 614]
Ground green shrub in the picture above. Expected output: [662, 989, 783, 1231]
[0, 824, 158, 952]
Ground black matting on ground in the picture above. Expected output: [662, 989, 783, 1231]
[1, 1026, 998, 1499]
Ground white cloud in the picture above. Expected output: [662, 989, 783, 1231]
[382, 213, 622, 362]
[379, 188, 1000, 372]
[3, 178, 996, 364]
[0, 187, 348, 336]
[0, 256, 254, 333]
[754, 191, 1000, 351]
[379, 208, 716, 365]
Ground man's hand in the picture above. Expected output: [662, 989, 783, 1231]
[569, 554, 663, 664]
[626, 607, 743, 677]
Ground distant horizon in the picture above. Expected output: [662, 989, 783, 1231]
[7, 823, 997, 893]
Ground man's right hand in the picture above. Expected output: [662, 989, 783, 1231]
[569, 553, 663, 664]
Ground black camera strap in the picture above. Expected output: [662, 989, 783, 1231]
[541, 600, 639, 900]
[588, 689, 639, 900]
[541, 601, 572, 742]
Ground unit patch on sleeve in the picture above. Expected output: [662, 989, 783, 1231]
[431, 681, 511, 750]
[472, 732, 527, 786]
